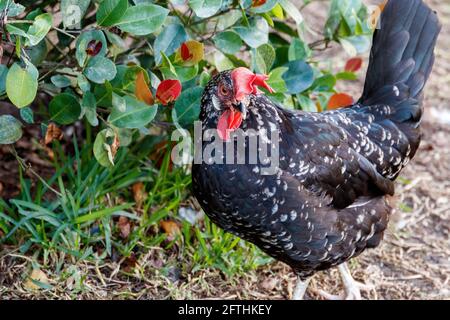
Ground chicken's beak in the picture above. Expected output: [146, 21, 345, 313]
[233, 101, 247, 120]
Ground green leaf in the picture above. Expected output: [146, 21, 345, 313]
[96, 0, 128, 27]
[108, 96, 158, 129]
[51, 75, 72, 88]
[225, 54, 247, 68]
[0, 115, 22, 144]
[260, 12, 274, 28]
[5, 23, 28, 39]
[234, 17, 269, 48]
[24, 59, 39, 80]
[94, 82, 113, 107]
[271, 3, 284, 19]
[339, 35, 371, 56]
[297, 94, 318, 112]
[93, 129, 115, 167]
[272, 46, 289, 69]
[172, 86, 203, 128]
[213, 31, 243, 55]
[324, 0, 342, 39]
[77, 74, 91, 92]
[26, 40, 48, 66]
[6, 63, 38, 108]
[199, 71, 211, 87]
[26, 9, 43, 21]
[0, 65, 8, 95]
[216, 10, 241, 30]
[61, 0, 91, 28]
[278, 0, 304, 36]
[153, 23, 188, 65]
[336, 71, 357, 81]
[174, 65, 199, 83]
[20, 107, 34, 124]
[121, 65, 144, 91]
[0, 1, 25, 17]
[84, 56, 117, 84]
[117, 128, 133, 147]
[312, 74, 336, 92]
[273, 21, 297, 38]
[339, 0, 362, 34]
[105, 30, 126, 56]
[282, 60, 314, 94]
[267, 67, 288, 93]
[288, 38, 311, 61]
[112, 92, 126, 112]
[214, 52, 234, 72]
[116, 4, 169, 36]
[49, 93, 81, 125]
[82, 91, 98, 126]
[254, 43, 275, 74]
[160, 52, 178, 79]
[27, 13, 53, 46]
[75, 30, 107, 67]
[189, 0, 222, 18]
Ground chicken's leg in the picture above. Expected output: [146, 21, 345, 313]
[318, 263, 374, 300]
[292, 277, 311, 300]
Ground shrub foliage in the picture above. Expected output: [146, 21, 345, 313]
[0, 0, 376, 164]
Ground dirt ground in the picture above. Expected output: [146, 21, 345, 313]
[0, 0, 449, 300]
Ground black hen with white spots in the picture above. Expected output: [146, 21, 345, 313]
[192, 0, 440, 299]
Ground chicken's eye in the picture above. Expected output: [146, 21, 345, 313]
[219, 84, 230, 97]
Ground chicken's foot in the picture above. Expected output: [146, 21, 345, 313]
[317, 262, 375, 300]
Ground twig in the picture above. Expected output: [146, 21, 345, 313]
[6, 19, 34, 24]
[9, 146, 63, 197]
[190, 8, 234, 26]
[7, 20, 77, 39]
[309, 38, 328, 49]
[52, 26, 77, 39]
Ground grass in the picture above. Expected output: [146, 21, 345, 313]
[0, 134, 271, 293]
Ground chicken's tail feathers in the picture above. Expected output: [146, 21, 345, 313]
[359, 0, 441, 126]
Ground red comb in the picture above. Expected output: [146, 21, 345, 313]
[231, 67, 274, 101]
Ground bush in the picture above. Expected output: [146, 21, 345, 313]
[0, 0, 376, 160]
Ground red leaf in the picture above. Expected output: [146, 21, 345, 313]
[180, 43, 193, 61]
[86, 40, 103, 57]
[160, 220, 180, 241]
[118, 216, 130, 239]
[345, 57, 363, 73]
[156, 79, 182, 105]
[328, 93, 354, 110]
[132, 182, 146, 208]
[135, 71, 154, 105]
[44, 123, 63, 145]
[252, 0, 267, 7]
[178, 41, 204, 66]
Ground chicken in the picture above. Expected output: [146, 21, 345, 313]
[192, 0, 441, 299]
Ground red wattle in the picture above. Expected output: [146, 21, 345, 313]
[217, 109, 243, 141]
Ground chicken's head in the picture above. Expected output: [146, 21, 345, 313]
[201, 68, 274, 141]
